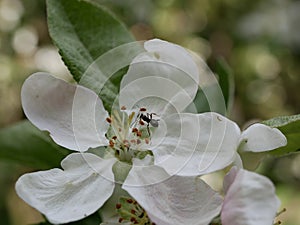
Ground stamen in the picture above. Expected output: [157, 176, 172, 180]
[137, 131, 142, 137]
[276, 208, 286, 217]
[116, 197, 154, 225]
[127, 199, 134, 203]
[109, 140, 114, 148]
[274, 208, 286, 225]
[145, 138, 150, 144]
[129, 111, 136, 124]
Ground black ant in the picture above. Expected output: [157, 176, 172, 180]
[137, 108, 159, 137]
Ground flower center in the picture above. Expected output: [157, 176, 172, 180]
[116, 196, 156, 225]
[106, 107, 158, 163]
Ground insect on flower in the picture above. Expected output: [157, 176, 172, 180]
[136, 108, 159, 137]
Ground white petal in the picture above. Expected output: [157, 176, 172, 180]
[119, 39, 199, 115]
[223, 166, 238, 194]
[150, 112, 241, 176]
[144, 39, 199, 83]
[239, 123, 287, 152]
[123, 165, 223, 225]
[15, 153, 116, 224]
[221, 168, 280, 225]
[21, 73, 109, 151]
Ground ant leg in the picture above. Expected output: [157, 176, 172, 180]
[130, 112, 143, 128]
[147, 123, 151, 139]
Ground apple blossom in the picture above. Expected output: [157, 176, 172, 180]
[15, 39, 287, 224]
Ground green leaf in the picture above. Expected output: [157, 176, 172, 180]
[189, 58, 234, 116]
[46, 0, 133, 81]
[262, 114, 300, 156]
[215, 57, 235, 114]
[46, 0, 142, 110]
[191, 80, 227, 116]
[0, 121, 69, 169]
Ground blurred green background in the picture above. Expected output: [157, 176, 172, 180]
[0, 0, 299, 224]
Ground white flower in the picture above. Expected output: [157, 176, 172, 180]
[16, 39, 286, 224]
[221, 167, 281, 225]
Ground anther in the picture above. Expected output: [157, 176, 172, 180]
[126, 199, 134, 203]
[145, 138, 150, 144]
[132, 128, 138, 133]
[137, 131, 142, 137]
[121, 105, 127, 110]
[139, 120, 145, 125]
[140, 107, 147, 112]
[112, 136, 117, 140]
[118, 218, 123, 223]
[138, 212, 145, 218]
[106, 117, 112, 123]
[136, 139, 141, 145]
[130, 217, 137, 222]
[109, 140, 114, 148]
[131, 209, 136, 214]
[116, 203, 121, 209]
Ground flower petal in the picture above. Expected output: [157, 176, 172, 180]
[221, 168, 280, 225]
[144, 39, 199, 82]
[15, 153, 116, 224]
[239, 123, 287, 152]
[123, 165, 223, 225]
[223, 166, 238, 194]
[21, 73, 109, 151]
[119, 39, 199, 115]
[150, 112, 241, 176]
